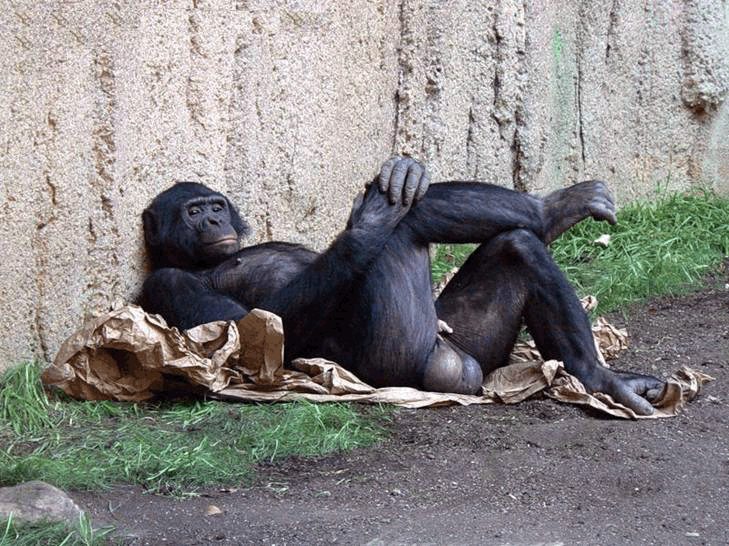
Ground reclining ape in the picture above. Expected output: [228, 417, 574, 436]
[139, 157, 664, 415]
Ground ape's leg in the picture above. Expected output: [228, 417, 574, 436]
[435, 229, 663, 415]
[402, 181, 616, 246]
[327, 223, 483, 395]
[435, 229, 593, 377]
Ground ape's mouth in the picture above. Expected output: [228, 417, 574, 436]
[206, 236, 238, 247]
[205, 237, 240, 253]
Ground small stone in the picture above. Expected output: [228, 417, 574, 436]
[0, 481, 84, 525]
[206, 504, 223, 516]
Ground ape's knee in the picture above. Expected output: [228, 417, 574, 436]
[421, 336, 483, 395]
[489, 229, 551, 271]
[499, 228, 542, 256]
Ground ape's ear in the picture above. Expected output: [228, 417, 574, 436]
[142, 209, 161, 247]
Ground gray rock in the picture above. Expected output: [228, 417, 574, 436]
[0, 481, 85, 525]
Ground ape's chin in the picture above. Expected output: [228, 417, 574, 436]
[206, 238, 240, 257]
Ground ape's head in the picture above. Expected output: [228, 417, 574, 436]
[142, 182, 250, 270]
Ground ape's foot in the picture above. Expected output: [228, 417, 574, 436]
[543, 181, 617, 245]
[582, 366, 665, 416]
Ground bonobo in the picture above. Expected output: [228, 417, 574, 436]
[139, 157, 664, 415]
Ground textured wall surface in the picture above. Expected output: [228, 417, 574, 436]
[1, 0, 727, 370]
[393, 0, 729, 197]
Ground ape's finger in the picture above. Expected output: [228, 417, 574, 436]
[378, 157, 397, 195]
[640, 377, 666, 403]
[626, 393, 655, 416]
[612, 383, 655, 416]
[592, 200, 617, 225]
[437, 319, 453, 334]
[645, 384, 666, 403]
[388, 158, 410, 205]
[592, 209, 618, 226]
[414, 171, 431, 202]
[589, 182, 617, 225]
[403, 162, 423, 205]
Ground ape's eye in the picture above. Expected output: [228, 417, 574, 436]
[212, 205, 222, 213]
[188, 206, 200, 216]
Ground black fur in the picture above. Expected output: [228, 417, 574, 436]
[138, 158, 664, 415]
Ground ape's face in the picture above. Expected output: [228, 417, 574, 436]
[180, 193, 240, 261]
[142, 182, 249, 270]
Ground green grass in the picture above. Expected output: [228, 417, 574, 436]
[432, 190, 729, 314]
[1, 514, 113, 546]
[0, 363, 389, 497]
[431, 243, 477, 282]
[0, 362, 54, 435]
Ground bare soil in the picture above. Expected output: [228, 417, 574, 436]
[72, 284, 729, 546]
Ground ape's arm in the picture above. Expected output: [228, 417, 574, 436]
[403, 180, 616, 246]
[138, 158, 427, 336]
[139, 268, 249, 330]
[259, 168, 423, 359]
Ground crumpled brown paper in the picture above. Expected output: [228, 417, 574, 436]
[42, 304, 713, 419]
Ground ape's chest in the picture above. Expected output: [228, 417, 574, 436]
[208, 248, 316, 308]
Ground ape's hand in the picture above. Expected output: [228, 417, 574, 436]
[542, 180, 617, 245]
[347, 157, 431, 232]
[582, 366, 665, 416]
[377, 156, 431, 206]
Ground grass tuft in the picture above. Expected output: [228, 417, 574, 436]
[432, 190, 729, 314]
[0, 364, 389, 496]
[549, 190, 729, 313]
[0, 361, 53, 435]
[0, 513, 113, 546]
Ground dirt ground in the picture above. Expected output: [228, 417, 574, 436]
[72, 283, 729, 546]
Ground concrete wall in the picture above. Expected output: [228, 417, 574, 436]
[393, 0, 729, 197]
[1, 0, 727, 371]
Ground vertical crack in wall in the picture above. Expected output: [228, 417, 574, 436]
[576, 56, 586, 165]
[513, 10, 530, 193]
[511, 107, 527, 191]
[392, 0, 422, 157]
[421, 4, 446, 162]
[575, 1, 590, 170]
[465, 105, 477, 178]
[225, 17, 275, 243]
[391, 0, 407, 152]
[93, 52, 117, 193]
[187, 12, 208, 131]
[33, 172, 59, 363]
[605, 0, 619, 61]
[491, 6, 508, 141]
[29, 4, 72, 361]
[87, 46, 120, 318]
[491, 0, 529, 191]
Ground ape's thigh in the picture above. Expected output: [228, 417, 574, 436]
[435, 230, 537, 375]
[324, 230, 440, 388]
